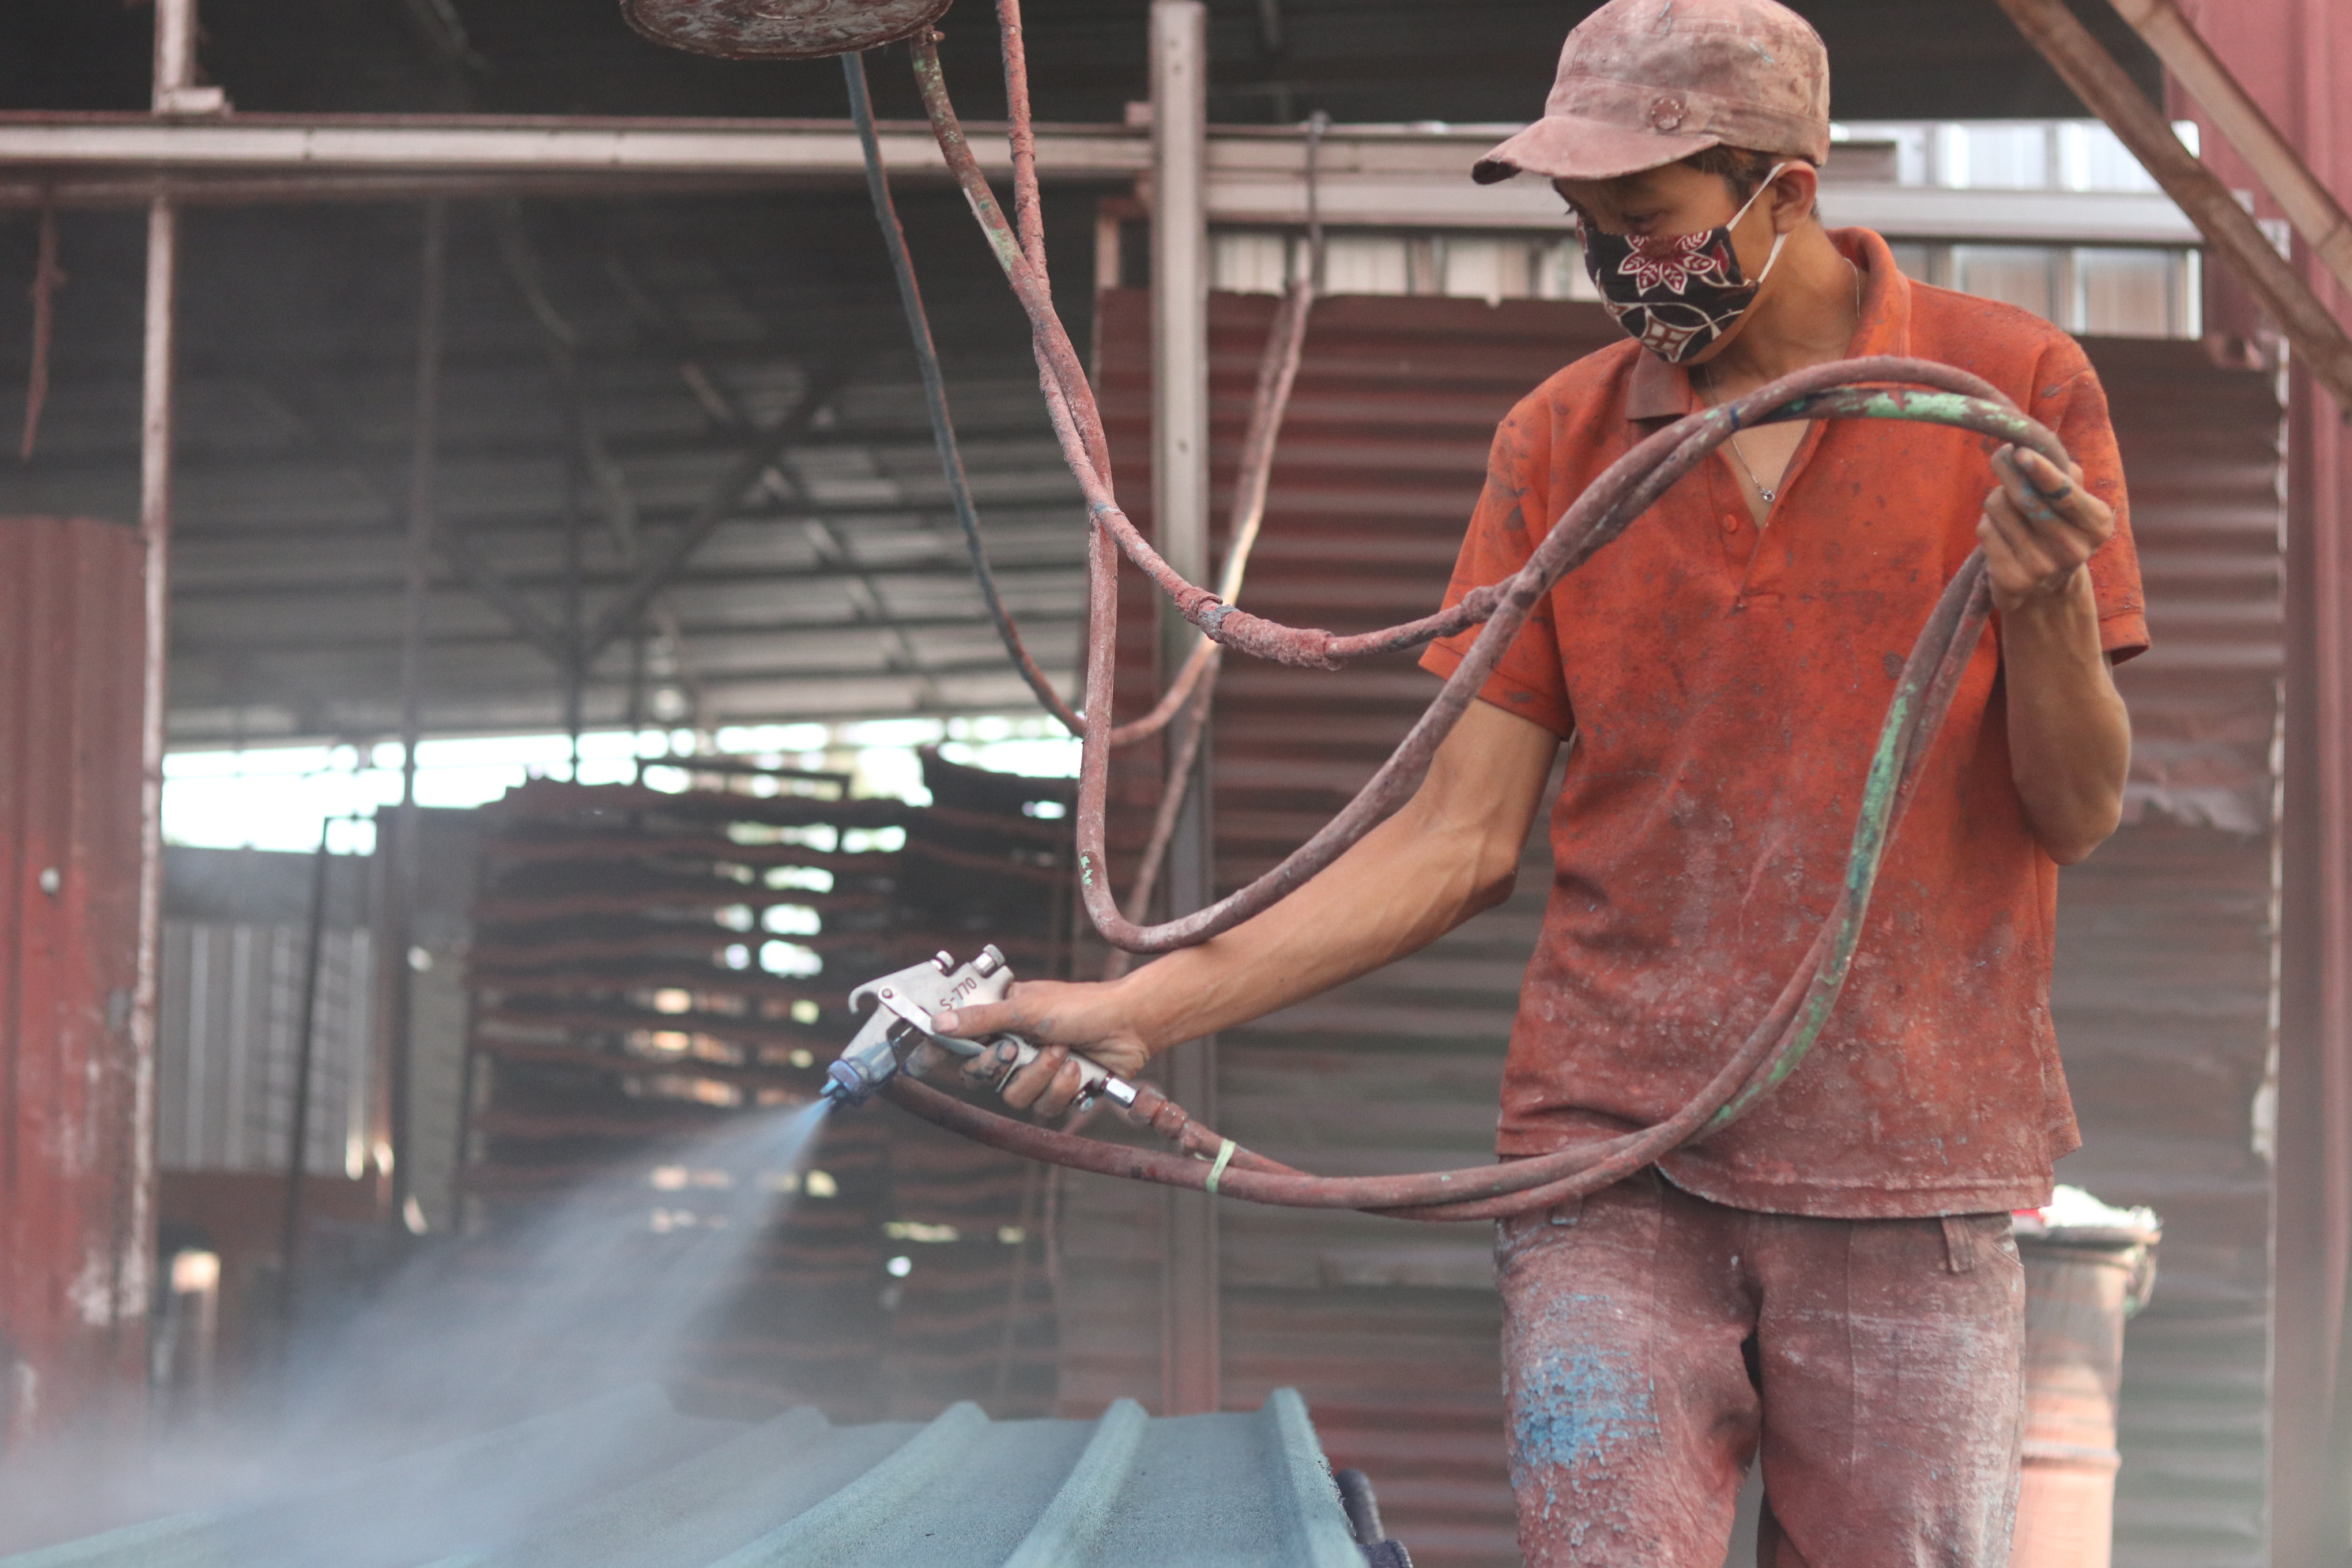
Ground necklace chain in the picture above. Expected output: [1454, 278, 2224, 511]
[1702, 258, 1864, 509]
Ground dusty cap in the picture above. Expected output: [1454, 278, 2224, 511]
[1473, 0, 1831, 185]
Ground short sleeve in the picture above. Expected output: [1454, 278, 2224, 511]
[2029, 345, 2149, 662]
[1418, 403, 1577, 737]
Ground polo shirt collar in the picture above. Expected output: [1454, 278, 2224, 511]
[1624, 228, 1913, 425]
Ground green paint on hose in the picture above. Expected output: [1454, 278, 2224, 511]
[1709, 688, 1914, 1129]
[1775, 388, 2046, 448]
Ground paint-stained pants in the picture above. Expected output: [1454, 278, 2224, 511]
[1495, 1167, 2024, 1567]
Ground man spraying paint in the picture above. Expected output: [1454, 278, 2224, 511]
[929, 0, 2144, 1560]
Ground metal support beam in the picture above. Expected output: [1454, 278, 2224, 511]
[1150, 0, 1220, 1423]
[579, 366, 850, 662]
[171, 553, 1081, 605]
[0, 114, 2209, 243]
[176, 608, 1087, 659]
[151, 0, 225, 116]
[800, 519, 945, 710]
[496, 209, 710, 729]
[424, 525, 569, 662]
[384, 200, 447, 1236]
[2105, 0, 2352, 298]
[126, 195, 174, 1403]
[172, 650, 1072, 706]
[244, 375, 575, 665]
[126, 0, 205, 1394]
[277, 827, 334, 1323]
[0, 115, 1144, 187]
[1254, 0, 1285, 55]
[171, 485, 1088, 545]
[1995, 0, 2352, 409]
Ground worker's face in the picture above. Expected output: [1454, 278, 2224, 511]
[1553, 162, 1816, 361]
[1555, 161, 1805, 260]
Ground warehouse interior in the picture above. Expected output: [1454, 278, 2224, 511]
[1, 1, 2349, 1564]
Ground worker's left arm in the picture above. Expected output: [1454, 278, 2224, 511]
[1977, 444, 2132, 865]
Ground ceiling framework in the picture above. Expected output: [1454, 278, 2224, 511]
[0, 0, 2164, 128]
[0, 190, 1102, 746]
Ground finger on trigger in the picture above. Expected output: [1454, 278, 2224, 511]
[999, 1058, 1050, 1109]
[1040, 1057, 1087, 1118]
[1018, 1046, 1067, 1110]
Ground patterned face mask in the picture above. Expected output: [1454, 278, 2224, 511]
[1577, 163, 1792, 364]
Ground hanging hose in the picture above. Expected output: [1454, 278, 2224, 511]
[827, 18, 2072, 1218]
[880, 392, 2002, 1222]
[846, 29, 1315, 759]
[843, 51, 1080, 733]
[902, 34, 2061, 962]
[1110, 256, 1320, 973]
[848, 14, 1325, 975]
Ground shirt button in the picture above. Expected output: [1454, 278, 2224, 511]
[1721, 513, 1741, 533]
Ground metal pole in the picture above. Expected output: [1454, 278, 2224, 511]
[125, 191, 175, 1396]
[563, 449, 586, 772]
[386, 200, 447, 1232]
[1149, 0, 1219, 1420]
[126, 0, 204, 1389]
[151, 0, 200, 111]
[276, 823, 333, 1324]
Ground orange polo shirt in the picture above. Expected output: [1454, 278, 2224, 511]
[1422, 228, 2147, 1219]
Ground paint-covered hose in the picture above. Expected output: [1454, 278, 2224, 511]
[842, 50, 1080, 733]
[868, 29, 2064, 1216]
[904, 36, 2062, 959]
[849, 23, 1314, 757]
[886, 518, 1995, 1220]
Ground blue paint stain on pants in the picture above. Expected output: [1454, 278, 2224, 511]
[1511, 1340, 1657, 1479]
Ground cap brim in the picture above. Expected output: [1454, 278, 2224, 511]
[1472, 115, 1721, 185]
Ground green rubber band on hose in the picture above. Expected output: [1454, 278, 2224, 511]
[1204, 1138, 1238, 1195]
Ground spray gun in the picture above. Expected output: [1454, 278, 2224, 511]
[822, 944, 1142, 1114]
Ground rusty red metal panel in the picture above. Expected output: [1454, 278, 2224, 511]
[2056, 338, 2283, 1568]
[0, 516, 152, 1447]
[1069, 293, 2286, 1568]
[2159, 6, 2352, 1556]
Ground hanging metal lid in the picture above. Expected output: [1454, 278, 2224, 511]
[620, 0, 956, 61]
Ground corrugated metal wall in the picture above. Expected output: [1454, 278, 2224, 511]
[2049, 337, 2285, 1568]
[1066, 292, 2283, 1567]
[0, 515, 151, 1445]
[156, 920, 375, 1179]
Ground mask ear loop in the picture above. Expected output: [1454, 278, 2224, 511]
[1734, 160, 1796, 286]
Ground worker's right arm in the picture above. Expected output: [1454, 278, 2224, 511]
[926, 697, 1561, 1117]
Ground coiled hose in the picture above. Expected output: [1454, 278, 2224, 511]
[845, 13, 2066, 1219]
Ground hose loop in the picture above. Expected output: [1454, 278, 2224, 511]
[869, 19, 2067, 1220]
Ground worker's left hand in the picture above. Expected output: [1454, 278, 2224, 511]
[1978, 446, 2114, 615]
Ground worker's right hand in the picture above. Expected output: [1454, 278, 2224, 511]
[929, 979, 1152, 1120]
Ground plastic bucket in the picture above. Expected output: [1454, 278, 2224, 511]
[2007, 1221, 2158, 1568]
